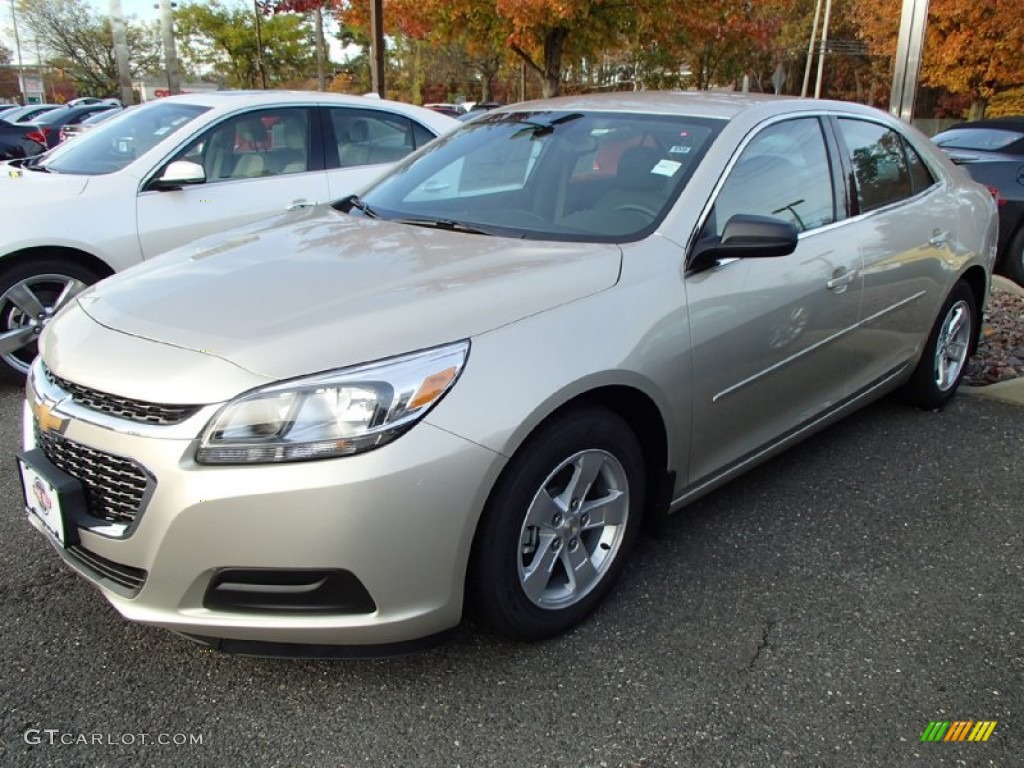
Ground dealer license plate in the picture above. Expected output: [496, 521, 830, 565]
[18, 457, 66, 546]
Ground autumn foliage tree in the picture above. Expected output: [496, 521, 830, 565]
[853, 0, 1024, 119]
[340, 0, 633, 98]
[641, 0, 793, 90]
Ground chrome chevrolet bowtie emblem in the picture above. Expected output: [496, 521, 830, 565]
[32, 398, 67, 435]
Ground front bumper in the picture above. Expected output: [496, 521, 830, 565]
[23, 363, 504, 649]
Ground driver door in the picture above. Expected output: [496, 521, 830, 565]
[685, 116, 864, 482]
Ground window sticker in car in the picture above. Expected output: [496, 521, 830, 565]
[652, 159, 682, 176]
[669, 145, 692, 154]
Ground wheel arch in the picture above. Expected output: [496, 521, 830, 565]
[958, 264, 987, 353]
[484, 383, 675, 533]
[1, 246, 116, 281]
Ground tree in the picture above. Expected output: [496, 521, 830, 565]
[339, 0, 632, 98]
[0, 43, 17, 102]
[853, 0, 1024, 120]
[16, 0, 161, 97]
[638, 0, 793, 91]
[175, 1, 317, 88]
[264, 0, 339, 90]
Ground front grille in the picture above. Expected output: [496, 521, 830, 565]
[43, 364, 200, 425]
[35, 428, 150, 524]
[67, 544, 147, 595]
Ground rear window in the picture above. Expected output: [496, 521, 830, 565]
[931, 128, 1023, 152]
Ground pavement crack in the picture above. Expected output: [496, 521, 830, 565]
[747, 620, 775, 671]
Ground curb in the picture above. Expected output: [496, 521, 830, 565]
[959, 276, 1024, 407]
[961, 379, 1024, 407]
[992, 275, 1024, 299]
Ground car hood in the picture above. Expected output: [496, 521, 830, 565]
[69, 207, 622, 384]
[0, 166, 89, 197]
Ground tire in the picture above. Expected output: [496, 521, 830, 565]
[1002, 226, 1024, 288]
[0, 258, 103, 385]
[902, 279, 977, 409]
[468, 407, 646, 641]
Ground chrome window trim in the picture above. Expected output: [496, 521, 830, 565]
[685, 112, 839, 262]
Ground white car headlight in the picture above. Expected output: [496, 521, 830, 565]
[196, 341, 469, 464]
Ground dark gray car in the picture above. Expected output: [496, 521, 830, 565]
[932, 117, 1024, 285]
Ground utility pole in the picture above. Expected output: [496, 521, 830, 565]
[109, 0, 134, 104]
[9, 0, 26, 104]
[158, 0, 180, 94]
[800, 0, 822, 98]
[813, 0, 833, 99]
[890, 0, 931, 121]
[370, 0, 385, 97]
[253, 0, 268, 89]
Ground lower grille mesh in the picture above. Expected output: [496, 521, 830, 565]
[35, 428, 150, 524]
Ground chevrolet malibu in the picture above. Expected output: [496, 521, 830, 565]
[19, 93, 997, 656]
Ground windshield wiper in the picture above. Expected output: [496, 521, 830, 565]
[390, 217, 496, 236]
[335, 194, 378, 218]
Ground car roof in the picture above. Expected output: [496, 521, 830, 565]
[498, 90, 888, 123]
[140, 90, 460, 132]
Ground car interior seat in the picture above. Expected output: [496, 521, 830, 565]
[280, 120, 308, 173]
[231, 120, 268, 178]
[339, 119, 371, 167]
[597, 145, 671, 217]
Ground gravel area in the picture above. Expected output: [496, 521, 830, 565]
[964, 283, 1024, 385]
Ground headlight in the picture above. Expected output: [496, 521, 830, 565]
[196, 341, 468, 464]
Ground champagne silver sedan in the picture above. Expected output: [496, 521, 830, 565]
[18, 93, 997, 656]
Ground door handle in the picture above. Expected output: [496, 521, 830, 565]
[826, 269, 858, 291]
[286, 200, 318, 211]
[929, 229, 949, 247]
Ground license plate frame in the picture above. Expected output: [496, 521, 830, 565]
[16, 449, 84, 548]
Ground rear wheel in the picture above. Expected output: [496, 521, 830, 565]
[0, 259, 102, 385]
[468, 408, 645, 640]
[902, 279, 976, 409]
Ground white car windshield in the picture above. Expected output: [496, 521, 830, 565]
[351, 110, 723, 243]
[39, 101, 210, 175]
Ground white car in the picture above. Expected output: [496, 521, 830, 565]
[0, 91, 459, 383]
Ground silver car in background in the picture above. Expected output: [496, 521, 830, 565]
[19, 93, 997, 655]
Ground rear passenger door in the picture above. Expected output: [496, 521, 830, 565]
[323, 107, 439, 199]
[831, 117, 957, 388]
[136, 106, 329, 259]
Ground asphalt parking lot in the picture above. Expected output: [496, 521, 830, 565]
[0, 381, 1021, 767]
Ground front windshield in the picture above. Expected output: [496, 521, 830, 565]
[355, 110, 723, 242]
[40, 101, 210, 175]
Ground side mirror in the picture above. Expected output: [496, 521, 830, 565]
[152, 160, 206, 190]
[690, 214, 798, 272]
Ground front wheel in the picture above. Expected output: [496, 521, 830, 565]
[902, 279, 977, 409]
[468, 408, 646, 641]
[0, 259, 103, 385]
